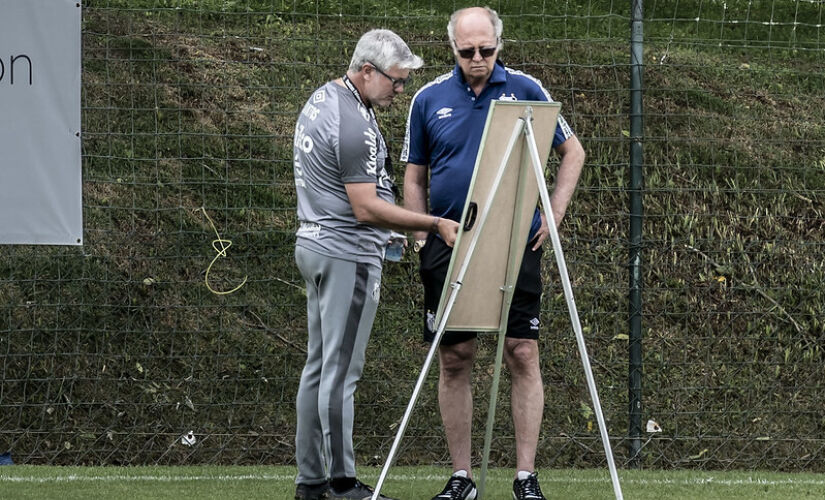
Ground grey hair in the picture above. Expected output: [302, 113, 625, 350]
[447, 6, 503, 51]
[348, 29, 424, 72]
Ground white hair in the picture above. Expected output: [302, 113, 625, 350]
[348, 29, 424, 72]
[447, 6, 504, 51]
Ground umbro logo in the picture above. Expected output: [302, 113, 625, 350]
[436, 107, 453, 119]
[529, 317, 540, 330]
[313, 90, 326, 103]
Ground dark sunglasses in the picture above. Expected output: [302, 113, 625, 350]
[366, 61, 412, 89]
[456, 46, 497, 59]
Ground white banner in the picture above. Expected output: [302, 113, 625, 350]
[0, 0, 82, 245]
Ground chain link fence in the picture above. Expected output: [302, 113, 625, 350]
[0, 0, 823, 470]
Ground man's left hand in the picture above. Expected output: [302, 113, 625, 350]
[530, 212, 550, 251]
[531, 211, 564, 251]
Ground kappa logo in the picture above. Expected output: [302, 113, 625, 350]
[529, 317, 540, 330]
[435, 107, 453, 119]
[499, 93, 518, 101]
[313, 89, 326, 104]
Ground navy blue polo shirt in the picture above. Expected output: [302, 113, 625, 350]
[401, 60, 575, 238]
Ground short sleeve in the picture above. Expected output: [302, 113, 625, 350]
[400, 94, 429, 165]
[553, 114, 575, 148]
[337, 106, 382, 183]
[523, 75, 575, 148]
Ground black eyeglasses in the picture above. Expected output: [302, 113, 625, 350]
[456, 46, 497, 60]
[366, 61, 412, 89]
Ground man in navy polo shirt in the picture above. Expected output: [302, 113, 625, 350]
[401, 7, 586, 500]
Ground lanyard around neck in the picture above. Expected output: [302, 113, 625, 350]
[342, 74, 377, 123]
[341, 73, 388, 155]
[340, 75, 397, 192]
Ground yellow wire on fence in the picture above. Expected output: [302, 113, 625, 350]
[199, 207, 248, 295]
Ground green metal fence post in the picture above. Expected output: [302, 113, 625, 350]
[628, 0, 645, 468]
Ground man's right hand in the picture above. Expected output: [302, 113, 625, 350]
[436, 218, 460, 247]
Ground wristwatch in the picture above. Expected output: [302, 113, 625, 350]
[413, 239, 427, 253]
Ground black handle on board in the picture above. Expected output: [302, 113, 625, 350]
[463, 202, 478, 231]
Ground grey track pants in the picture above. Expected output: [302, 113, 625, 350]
[294, 246, 382, 484]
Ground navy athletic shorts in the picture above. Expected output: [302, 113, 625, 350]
[418, 231, 543, 345]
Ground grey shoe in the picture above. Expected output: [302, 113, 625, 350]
[512, 472, 546, 500]
[329, 479, 398, 500]
[431, 473, 477, 500]
[295, 481, 330, 500]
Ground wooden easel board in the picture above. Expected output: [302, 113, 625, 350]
[435, 101, 560, 331]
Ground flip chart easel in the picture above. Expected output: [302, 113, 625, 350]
[373, 101, 623, 500]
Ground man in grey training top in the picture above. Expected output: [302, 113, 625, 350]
[292, 29, 459, 500]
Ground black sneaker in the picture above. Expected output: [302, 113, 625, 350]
[512, 472, 546, 500]
[295, 481, 330, 500]
[431, 473, 477, 500]
[329, 479, 397, 500]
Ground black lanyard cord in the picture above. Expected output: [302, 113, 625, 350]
[340, 74, 395, 184]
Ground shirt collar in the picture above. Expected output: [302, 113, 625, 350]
[453, 59, 508, 87]
[490, 60, 507, 84]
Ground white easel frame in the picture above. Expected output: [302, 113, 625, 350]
[373, 104, 623, 500]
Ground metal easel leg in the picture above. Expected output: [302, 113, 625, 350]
[370, 284, 459, 500]
[371, 118, 528, 500]
[478, 324, 507, 499]
[479, 113, 539, 498]
[524, 118, 624, 500]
